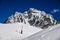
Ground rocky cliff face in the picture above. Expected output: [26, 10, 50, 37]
[5, 8, 57, 29]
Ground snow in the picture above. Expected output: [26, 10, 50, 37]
[23, 24, 60, 40]
[0, 23, 42, 40]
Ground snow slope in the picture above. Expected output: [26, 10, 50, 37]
[23, 24, 60, 40]
[0, 23, 42, 40]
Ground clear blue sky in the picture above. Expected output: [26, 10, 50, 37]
[0, 0, 60, 23]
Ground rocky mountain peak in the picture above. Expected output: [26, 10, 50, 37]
[5, 8, 58, 29]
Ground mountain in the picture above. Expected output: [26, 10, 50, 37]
[5, 8, 57, 29]
[0, 8, 60, 40]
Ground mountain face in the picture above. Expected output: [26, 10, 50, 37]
[5, 8, 57, 29]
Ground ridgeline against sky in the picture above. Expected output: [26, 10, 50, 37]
[0, 0, 60, 23]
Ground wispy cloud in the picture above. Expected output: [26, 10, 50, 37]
[51, 9, 59, 13]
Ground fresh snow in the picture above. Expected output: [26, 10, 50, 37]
[0, 23, 42, 40]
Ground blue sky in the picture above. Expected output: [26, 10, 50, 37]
[0, 0, 60, 23]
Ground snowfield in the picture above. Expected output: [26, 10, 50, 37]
[0, 23, 60, 40]
[23, 24, 60, 40]
[0, 23, 42, 40]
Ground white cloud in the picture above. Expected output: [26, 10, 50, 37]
[51, 9, 59, 13]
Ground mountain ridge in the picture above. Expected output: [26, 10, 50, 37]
[4, 8, 58, 29]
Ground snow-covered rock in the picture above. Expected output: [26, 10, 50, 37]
[4, 8, 57, 29]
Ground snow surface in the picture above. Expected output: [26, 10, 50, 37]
[23, 24, 60, 40]
[0, 23, 42, 40]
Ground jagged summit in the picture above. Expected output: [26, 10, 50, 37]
[5, 8, 57, 29]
